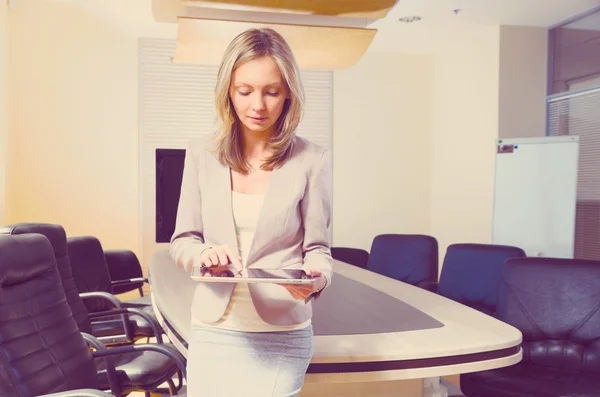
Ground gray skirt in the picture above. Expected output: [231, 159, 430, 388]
[186, 323, 314, 397]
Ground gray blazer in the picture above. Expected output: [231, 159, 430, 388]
[170, 134, 333, 326]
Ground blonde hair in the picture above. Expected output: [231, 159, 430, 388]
[212, 27, 305, 174]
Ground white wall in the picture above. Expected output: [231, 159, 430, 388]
[0, 3, 8, 224]
[429, 26, 502, 266]
[332, 52, 433, 251]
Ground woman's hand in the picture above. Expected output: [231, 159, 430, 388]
[280, 268, 327, 301]
[199, 245, 243, 272]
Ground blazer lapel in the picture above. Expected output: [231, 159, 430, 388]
[212, 161, 240, 257]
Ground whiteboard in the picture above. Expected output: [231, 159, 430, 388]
[491, 136, 580, 258]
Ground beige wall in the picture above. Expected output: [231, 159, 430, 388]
[4, 1, 551, 274]
[0, 3, 8, 224]
[335, 26, 548, 261]
[6, 1, 140, 255]
[499, 26, 548, 139]
[5, 0, 436, 261]
[429, 26, 502, 267]
[332, 52, 433, 251]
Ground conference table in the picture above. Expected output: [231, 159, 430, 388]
[148, 249, 522, 397]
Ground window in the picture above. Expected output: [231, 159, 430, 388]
[547, 7, 600, 260]
[548, 8, 600, 96]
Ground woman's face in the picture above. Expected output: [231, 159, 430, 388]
[229, 56, 289, 137]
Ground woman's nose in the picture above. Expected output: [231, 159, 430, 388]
[252, 93, 266, 111]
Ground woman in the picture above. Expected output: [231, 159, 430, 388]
[170, 27, 333, 396]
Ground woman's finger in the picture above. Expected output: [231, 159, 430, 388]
[208, 251, 220, 266]
[293, 285, 311, 295]
[290, 288, 303, 300]
[224, 246, 243, 270]
[201, 256, 213, 268]
[286, 285, 312, 300]
[303, 268, 322, 278]
[216, 249, 229, 266]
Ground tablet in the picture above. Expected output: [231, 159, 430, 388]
[190, 266, 316, 285]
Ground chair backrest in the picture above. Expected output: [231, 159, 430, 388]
[0, 233, 99, 396]
[67, 236, 115, 312]
[0, 223, 93, 334]
[499, 257, 600, 374]
[367, 234, 438, 286]
[437, 243, 526, 316]
[331, 247, 369, 269]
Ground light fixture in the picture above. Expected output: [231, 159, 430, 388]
[398, 15, 422, 23]
[153, 0, 401, 69]
[181, 0, 398, 19]
[173, 17, 377, 70]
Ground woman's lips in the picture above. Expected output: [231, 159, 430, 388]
[249, 116, 267, 123]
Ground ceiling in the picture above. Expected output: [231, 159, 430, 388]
[367, 0, 600, 52]
[565, 5, 600, 30]
[376, 0, 600, 28]
[48, 0, 600, 53]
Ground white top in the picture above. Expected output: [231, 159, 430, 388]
[193, 190, 311, 332]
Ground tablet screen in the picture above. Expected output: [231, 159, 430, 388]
[193, 266, 238, 278]
[191, 266, 311, 282]
[246, 268, 310, 280]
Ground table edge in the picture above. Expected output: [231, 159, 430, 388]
[306, 345, 521, 374]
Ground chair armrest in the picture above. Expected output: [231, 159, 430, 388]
[80, 292, 132, 341]
[111, 277, 149, 288]
[416, 280, 439, 293]
[84, 332, 187, 381]
[81, 333, 121, 396]
[93, 344, 187, 381]
[39, 390, 113, 397]
[79, 291, 123, 309]
[89, 307, 164, 344]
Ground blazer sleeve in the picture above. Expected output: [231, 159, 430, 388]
[300, 148, 334, 297]
[169, 141, 212, 272]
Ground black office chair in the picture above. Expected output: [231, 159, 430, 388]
[0, 223, 157, 346]
[67, 235, 158, 344]
[0, 223, 184, 395]
[0, 233, 187, 397]
[461, 256, 600, 397]
[331, 246, 370, 269]
[437, 243, 526, 316]
[367, 234, 439, 291]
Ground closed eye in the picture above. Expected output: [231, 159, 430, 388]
[237, 91, 280, 97]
